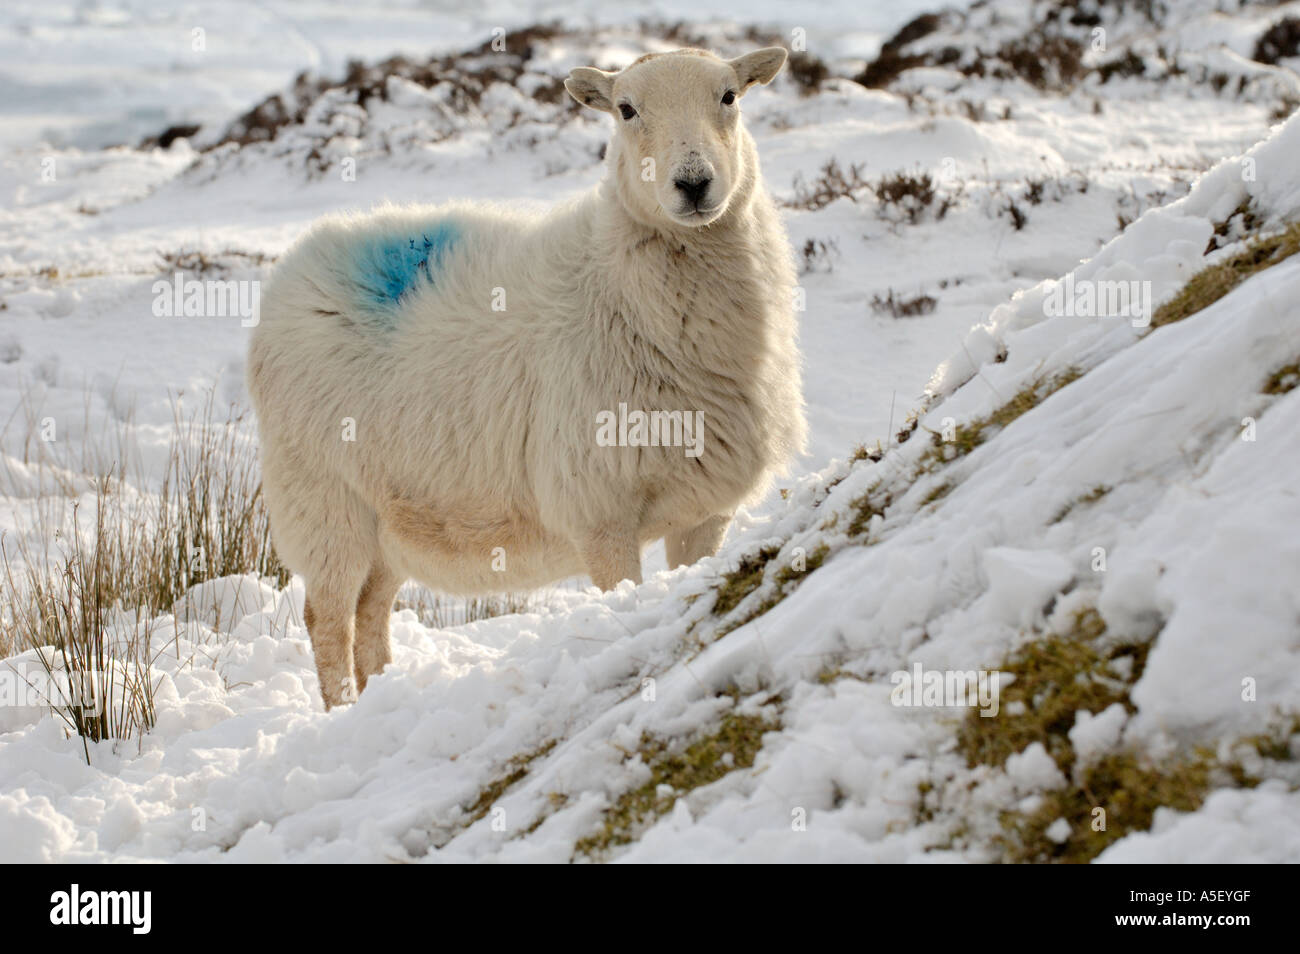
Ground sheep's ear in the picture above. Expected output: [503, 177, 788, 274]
[565, 67, 617, 113]
[729, 47, 787, 93]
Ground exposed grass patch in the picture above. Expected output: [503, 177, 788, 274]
[1263, 361, 1300, 396]
[713, 544, 830, 638]
[1152, 221, 1300, 328]
[712, 545, 781, 617]
[574, 698, 780, 858]
[847, 487, 891, 539]
[955, 608, 1146, 772]
[921, 367, 1083, 472]
[1204, 198, 1260, 254]
[1051, 484, 1112, 523]
[871, 289, 937, 318]
[464, 738, 558, 824]
[1001, 750, 1212, 863]
[919, 481, 954, 506]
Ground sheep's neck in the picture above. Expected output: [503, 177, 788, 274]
[593, 177, 782, 367]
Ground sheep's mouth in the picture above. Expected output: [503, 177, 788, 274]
[667, 205, 724, 226]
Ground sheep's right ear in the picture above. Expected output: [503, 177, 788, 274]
[565, 67, 617, 113]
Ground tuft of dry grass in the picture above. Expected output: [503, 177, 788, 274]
[1, 389, 290, 757]
[574, 695, 780, 858]
[1153, 222, 1300, 328]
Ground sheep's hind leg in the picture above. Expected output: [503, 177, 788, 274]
[296, 485, 380, 710]
[664, 513, 732, 569]
[353, 560, 402, 694]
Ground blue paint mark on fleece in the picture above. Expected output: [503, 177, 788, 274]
[351, 220, 461, 313]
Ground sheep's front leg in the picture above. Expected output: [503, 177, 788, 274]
[580, 526, 643, 591]
[665, 513, 732, 569]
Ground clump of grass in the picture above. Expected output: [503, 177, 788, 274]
[955, 608, 1147, 771]
[871, 289, 937, 317]
[786, 52, 830, 95]
[853, 14, 939, 88]
[464, 738, 558, 824]
[1, 482, 160, 761]
[1153, 221, 1300, 328]
[1051, 484, 1112, 523]
[799, 237, 839, 275]
[919, 481, 953, 506]
[575, 699, 779, 857]
[943, 605, 1297, 861]
[921, 367, 1083, 472]
[712, 545, 781, 617]
[846, 487, 892, 539]
[1204, 198, 1260, 253]
[1263, 361, 1300, 395]
[992, 34, 1086, 91]
[159, 394, 291, 616]
[1094, 50, 1146, 83]
[0, 389, 291, 757]
[713, 544, 830, 638]
[876, 171, 936, 224]
[1253, 17, 1300, 66]
[1001, 750, 1212, 863]
[788, 159, 871, 211]
[850, 441, 883, 463]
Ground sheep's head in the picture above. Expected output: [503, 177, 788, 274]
[565, 47, 787, 228]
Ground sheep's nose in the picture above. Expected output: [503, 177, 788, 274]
[674, 176, 712, 208]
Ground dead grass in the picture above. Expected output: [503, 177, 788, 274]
[872, 289, 937, 318]
[0, 389, 290, 756]
[788, 159, 871, 211]
[1152, 222, 1300, 328]
[574, 695, 780, 858]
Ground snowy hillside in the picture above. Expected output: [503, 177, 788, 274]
[2, 0, 1299, 863]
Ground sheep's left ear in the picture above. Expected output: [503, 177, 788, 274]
[729, 47, 787, 93]
[565, 67, 617, 113]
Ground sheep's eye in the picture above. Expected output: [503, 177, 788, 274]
[618, 103, 637, 121]
[721, 90, 737, 106]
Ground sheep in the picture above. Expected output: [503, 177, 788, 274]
[247, 47, 806, 709]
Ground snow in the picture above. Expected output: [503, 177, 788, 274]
[2, 0, 1300, 862]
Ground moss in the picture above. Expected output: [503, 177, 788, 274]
[921, 367, 1083, 473]
[712, 545, 781, 617]
[1263, 362, 1300, 396]
[464, 739, 557, 823]
[574, 701, 780, 857]
[1153, 222, 1300, 328]
[1000, 750, 1213, 863]
[955, 608, 1147, 771]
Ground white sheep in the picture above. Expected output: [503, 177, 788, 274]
[247, 47, 806, 708]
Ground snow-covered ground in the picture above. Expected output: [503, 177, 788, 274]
[2, 0, 1299, 862]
